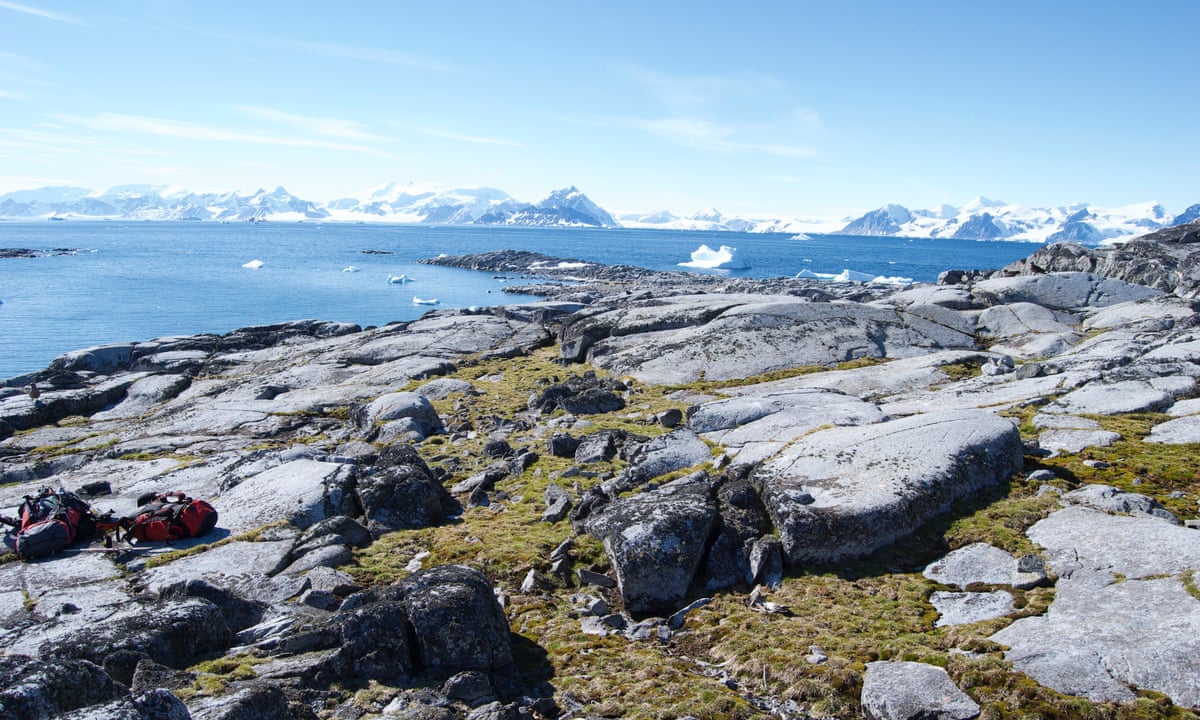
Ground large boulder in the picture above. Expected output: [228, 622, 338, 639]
[353, 391, 444, 439]
[623, 428, 712, 481]
[272, 566, 517, 692]
[356, 445, 457, 536]
[582, 474, 718, 616]
[0, 655, 124, 719]
[752, 410, 1023, 567]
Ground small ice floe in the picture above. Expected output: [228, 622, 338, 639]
[342, 265, 360, 272]
[412, 296, 439, 305]
[796, 268, 913, 285]
[678, 244, 748, 270]
[241, 259, 264, 269]
[387, 274, 409, 284]
[791, 233, 812, 241]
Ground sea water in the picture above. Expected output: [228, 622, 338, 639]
[0, 221, 1040, 377]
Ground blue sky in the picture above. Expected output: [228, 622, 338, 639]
[1, 1, 1197, 219]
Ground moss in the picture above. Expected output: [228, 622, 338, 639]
[325, 345, 1200, 718]
[938, 360, 984, 383]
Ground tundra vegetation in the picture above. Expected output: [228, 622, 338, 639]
[3, 231, 1200, 719]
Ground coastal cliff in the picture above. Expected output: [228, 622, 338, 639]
[3, 225, 1200, 719]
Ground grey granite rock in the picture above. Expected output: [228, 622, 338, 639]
[1063, 484, 1180, 525]
[971, 272, 1162, 311]
[923, 543, 1017, 587]
[1146, 414, 1200, 444]
[690, 388, 886, 466]
[992, 506, 1200, 707]
[624, 428, 712, 480]
[582, 474, 717, 616]
[1046, 378, 1177, 416]
[753, 410, 1023, 567]
[930, 591, 1014, 626]
[861, 661, 980, 720]
[562, 294, 976, 385]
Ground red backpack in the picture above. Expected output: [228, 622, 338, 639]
[117, 491, 219, 543]
[10, 488, 96, 561]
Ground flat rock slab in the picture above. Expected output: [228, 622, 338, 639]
[971, 272, 1162, 311]
[992, 572, 1200, 707]
[722, 350, 998, 404]
[218, 459, 354, 533]
[138, 539, 300, 596]
[1082, 297, 1197, 330]
[1146, 414, 1200, 444]
[1046, 378, 1179, 416]
[931, 590, 1014, 627]
[1037, 428, 1122, 455]
[923, 543, 1018, 587]
[992, 506, 1200, 707]
[861, 661, 981, 720]
[568, 295, 975, 385]
[976, 302, 1078, 338]
[752, 409, 1023, 567]
[690, 388, 886, 466]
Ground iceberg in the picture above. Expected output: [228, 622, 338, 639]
[387, 274, 410, 284]
[241, 259, 264, 269]
[795, 268, 915, 285]
[678, 244, 748, 270]
[832, 268, 876, 283]
[412, 296, 439, 305]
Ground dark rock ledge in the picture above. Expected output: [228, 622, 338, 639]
[2, 222, 1200, 718]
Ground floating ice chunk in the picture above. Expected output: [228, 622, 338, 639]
[796, 268, 913, 285]
[678, 244, 749, 270]
[387, 274, 409, 284]
[241, 259, 264, 269]
[342, 265, 360, 272]
[412, 296, 439, 305]
[833, 268, 876, 283]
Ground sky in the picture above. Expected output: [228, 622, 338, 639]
[0, 1, 1197, 220]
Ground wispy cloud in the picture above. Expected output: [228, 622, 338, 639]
[52, 112, 395, 157]
[235, 106, 388, 142]
[275, 37, 454, 73]
[179, 25, 455, 74]
[0, 0, 86, 25]
[388, 122, 523, 148]
[615, 116, 815, 159]
[607, 65, 823, 160]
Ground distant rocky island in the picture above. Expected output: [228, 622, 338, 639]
[3, 182, 1197, 243]
[2, 219, 1200, 719]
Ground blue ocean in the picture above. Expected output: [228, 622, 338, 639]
[0, 221, 1040, 378]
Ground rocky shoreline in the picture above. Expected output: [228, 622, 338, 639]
[3, 224, 1200, 719]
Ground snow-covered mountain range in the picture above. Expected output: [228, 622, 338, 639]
[1, 183, 1196, 244]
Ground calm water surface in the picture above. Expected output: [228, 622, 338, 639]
[0, 221, 1039, 377]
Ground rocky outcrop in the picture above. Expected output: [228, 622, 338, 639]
[559, 294, 976, 384]
[752, 410, 1023, 567]
[991, 222, 1200, 297]
[4, 238, 1200, 717]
